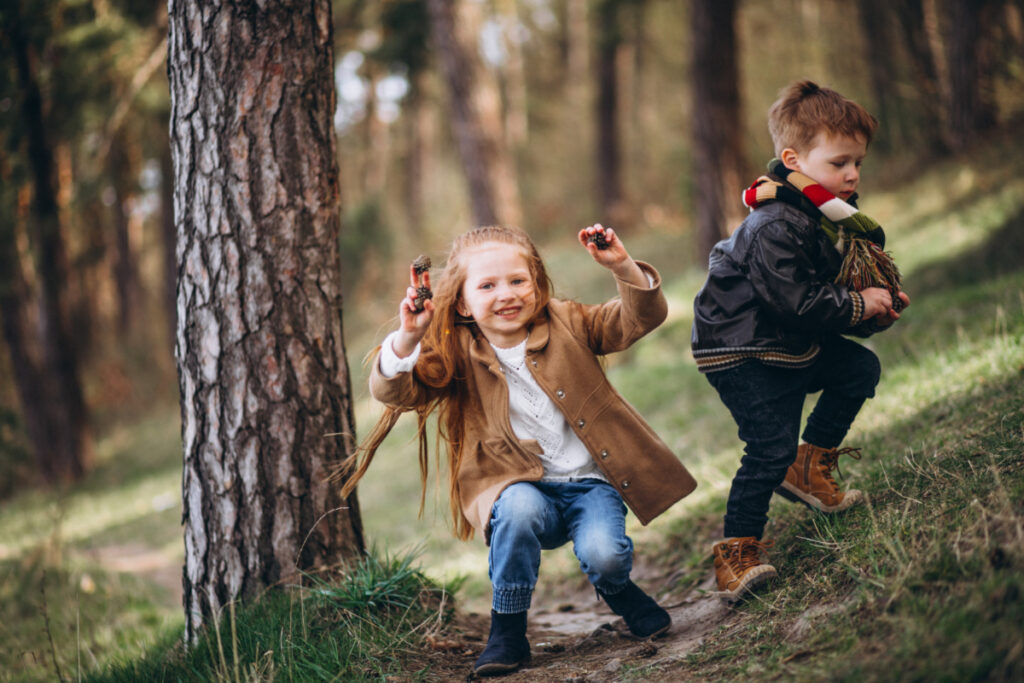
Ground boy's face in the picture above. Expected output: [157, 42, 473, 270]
[781, 132, 867, 201]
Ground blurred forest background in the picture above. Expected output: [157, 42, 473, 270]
[2, 0, 1024, 533]
[2, 0, 1024, 678]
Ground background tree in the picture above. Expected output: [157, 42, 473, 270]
[167, 0, 365, 640]
[691, 0, 746, 263]
[593, 0, 627, 227]
[425, 0, 521, 228]
[1, 0, 93, 483]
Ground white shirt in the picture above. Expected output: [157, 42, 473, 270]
[378, 331, 607, 482]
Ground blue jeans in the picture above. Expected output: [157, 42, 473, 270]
[487, 480, 633, 613]
[706, 335, 880, 539]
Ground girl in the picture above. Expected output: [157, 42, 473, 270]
[340, 225, 696, 676]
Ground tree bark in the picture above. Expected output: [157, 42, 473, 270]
[425, 0, 521, 228]
[7, 0, 92, 483]
[691, 0, 747, 264]
[168, 0, 364, 642]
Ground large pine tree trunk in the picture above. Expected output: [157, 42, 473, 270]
[168, 0, 364, 641]
[8, 0, 92, 483]
[426, 0, 521, 228]
[691, 0, 746, 264]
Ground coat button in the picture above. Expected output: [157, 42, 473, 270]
[600, 449, 609, 459]
[556, 389, 565, 399]
[622, 480, 630, 488]
[576, 419, 585, 428]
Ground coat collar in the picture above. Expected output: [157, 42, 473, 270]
[464, 309, 551, 370]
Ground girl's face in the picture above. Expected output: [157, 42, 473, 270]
[457, 242, 538, 348]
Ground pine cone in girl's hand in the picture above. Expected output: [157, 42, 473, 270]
[412, 255, 433, 312]
[587, 231, 610, 250]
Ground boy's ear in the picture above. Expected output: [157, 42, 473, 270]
[780, 147, 800, 170]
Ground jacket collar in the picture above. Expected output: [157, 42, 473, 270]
[464, 309, 551, 370]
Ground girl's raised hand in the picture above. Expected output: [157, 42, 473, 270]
[578, 224, 648, 288]
[394, 265, 434, 357]
[578, 224, 629, 267]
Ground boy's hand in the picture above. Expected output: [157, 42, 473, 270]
[860, 287, 910, 324]
[394, 265, 434, 357]
[578, 224, 647, 287]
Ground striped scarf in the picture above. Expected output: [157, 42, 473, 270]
[743, 159, 903, 310]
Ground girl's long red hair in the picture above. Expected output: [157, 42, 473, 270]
[336, 226, 553, 540]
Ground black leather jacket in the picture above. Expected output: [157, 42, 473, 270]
[692, 200, 875, 357]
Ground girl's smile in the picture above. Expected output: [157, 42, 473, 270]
[458, 242, 538, 348]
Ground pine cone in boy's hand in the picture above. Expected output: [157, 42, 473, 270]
[412, 255, 433, 312]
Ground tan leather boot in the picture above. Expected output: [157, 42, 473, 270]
[777, 443, 864, 512]
[711, 537, 776, 602]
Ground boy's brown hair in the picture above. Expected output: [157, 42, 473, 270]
[768, 80, 878, 156]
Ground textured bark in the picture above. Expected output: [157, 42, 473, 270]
[167, 0, 364, 642]
[7, 0, 92, 483]
[691, 0, 747, 264]
[426, 0, 521, 227]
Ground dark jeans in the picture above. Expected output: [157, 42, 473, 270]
[706, 335, 881, 539]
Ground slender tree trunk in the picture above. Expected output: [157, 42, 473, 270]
[403, 78, 428, 236]
[109, 135, 142, 334]
[858, 0, 899, 151]
[168, 0, 364, 641]
[944, 0, 997, 150]
[8, 0, 92, 483]
[0, 190, 53, 485]
[893, 0, 947, 150]
[594, 0, 626, 226]
[496, 0, 528, 148]
[691, 0, 747, 264]
[425, 0, 521, 227]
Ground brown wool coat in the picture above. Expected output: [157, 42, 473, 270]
[369, 263, 697, 542]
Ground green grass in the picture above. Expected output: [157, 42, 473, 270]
[88, 550, 454, 682]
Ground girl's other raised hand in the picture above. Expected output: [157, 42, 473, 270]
[578, 224, 628, 266]
[578, 224, 647, 288]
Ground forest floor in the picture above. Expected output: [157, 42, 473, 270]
[413, 564, 737, 681]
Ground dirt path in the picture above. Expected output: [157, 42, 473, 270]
[420, 574, 739, 681]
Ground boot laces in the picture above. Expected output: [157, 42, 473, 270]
[723, 538, 773, 573]
[819, 446, 862, 489]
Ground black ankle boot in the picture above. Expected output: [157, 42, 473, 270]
[473, 610, 530, 676]
[598, 580, 671, 639]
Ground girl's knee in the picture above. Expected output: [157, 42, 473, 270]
[492, 484, 548, 533]
[576, 534, 632, 582]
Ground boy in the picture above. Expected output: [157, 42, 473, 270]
[691, 80, 910, 600]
